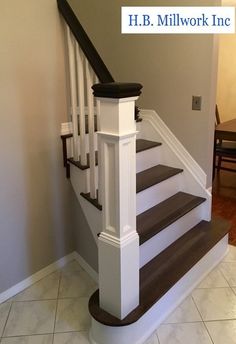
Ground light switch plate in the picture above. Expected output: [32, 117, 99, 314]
[192, 96, 202, 111]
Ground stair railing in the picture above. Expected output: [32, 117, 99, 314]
[58, 0, 143, 319]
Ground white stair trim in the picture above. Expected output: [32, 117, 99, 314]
[90, 237, 229, 344]
[0, 252, 74, 304]
[140, 109, 207, 188]
[139, 109, 212, 221]
[74, 252, 98, 283]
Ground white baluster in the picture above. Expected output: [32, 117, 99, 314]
[66, 26, 79, 161]
[94, 76, 102, 204]
[85, 60, 96, 199]
[75, 43, 87, 166]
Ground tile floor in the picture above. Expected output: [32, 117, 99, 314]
[1, 246, 236, 344]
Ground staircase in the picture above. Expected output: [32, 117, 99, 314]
[58, 1, 229, 343]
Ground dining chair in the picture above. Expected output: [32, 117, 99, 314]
[214, 105, 236, 173]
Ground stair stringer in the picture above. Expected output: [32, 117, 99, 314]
[70, 164, 102, 244]
[139, 109, 212, 221]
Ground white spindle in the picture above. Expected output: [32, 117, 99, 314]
[75, 43, 87, 166]
[66, 26, 79, 161]
[85, 60, 96, 199]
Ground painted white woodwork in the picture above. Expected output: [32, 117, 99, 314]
[86, 60, 96, 199]
[136, 173, 182, 215]
[75, 43, 87, 165]
[70, 164, 101, 243]
[140, 202, 206, 267]
[66, 27, 79, 161]
[97, 95, 139, 319]
[139, 110, 212, 221]
[0, 252, 75, 304]
[90, 236, 229, 344]
[60, 122, 98, 155]
[136, 145, 162, 173]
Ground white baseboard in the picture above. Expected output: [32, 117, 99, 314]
[0, 250, 98, 305]
[73, 252, 98, 283]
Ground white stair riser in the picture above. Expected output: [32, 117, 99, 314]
[140, 202, 206, 268]
[136, 146, 162, 173]
[136, 174, 182, 215]
[90, 236, 228, 344]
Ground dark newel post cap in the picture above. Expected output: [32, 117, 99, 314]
[92, 82, 143, 99]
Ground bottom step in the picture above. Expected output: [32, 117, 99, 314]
[89, 218, 229, 344]
[89, 218, 229, 326]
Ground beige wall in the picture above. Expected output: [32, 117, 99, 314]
[217, 0, 236, 122]
[0, 0, 97, 294]
[69, 0, 219, 187]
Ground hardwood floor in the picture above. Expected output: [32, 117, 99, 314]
[212, 163, 236, 245]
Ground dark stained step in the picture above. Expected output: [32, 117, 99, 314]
[89, 217, 230, 327]
[68, 151, 98, 170]
[136, 139, 161, 153]
[137, 165, 183, 193]
[137, 192, 206, 245]
[67, 139, 161, 171]
[81, 192, 102, 211]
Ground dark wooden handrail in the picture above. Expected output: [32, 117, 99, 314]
[57, 0, 114, 83]
[57, 0, 141, 121]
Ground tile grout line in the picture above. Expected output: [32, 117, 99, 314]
[52, 268, 62, 343]
[0, 301, 13, 340]
[191, 294, 215, 344]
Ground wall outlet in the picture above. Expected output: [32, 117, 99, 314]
[192, 96, 202, 111]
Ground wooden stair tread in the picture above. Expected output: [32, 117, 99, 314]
[67, 139, 161, 170]
[68, 151, 98, 170]
[137, 165, 183, 193]
[89, 217, 230, 327]
[136, 139, 161, 153]
[137, 192, 206, 245]
[80, 192, 102, 210]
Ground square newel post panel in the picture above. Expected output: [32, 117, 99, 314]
[92, 83, 143, 320]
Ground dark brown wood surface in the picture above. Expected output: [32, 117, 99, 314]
[137, 192, 205, 244]
[215, 118, 236, 141]
[89, 217, 230, 327]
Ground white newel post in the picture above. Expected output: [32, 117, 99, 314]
[92, 83, 143, 320]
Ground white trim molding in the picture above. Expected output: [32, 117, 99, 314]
[139, 109, 212, 221]
[0, 252, 74, 304]
[61, 121, 73, 136]
[0, 251, 98, 304]
[140, 109, 207, 187]
[73, 252, 98, 283]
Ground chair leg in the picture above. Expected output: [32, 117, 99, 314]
[217, 156, 222, 173]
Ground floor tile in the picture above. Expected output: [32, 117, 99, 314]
[55, 298, 90, 333]
[219, 262, 236, 286]
[144, 333, 160, 344]
[59, 269, 97, 298]
[196, 267, 229, 288]
[53, 331, 90, 344]
[192, 288, 236, 321]
[60, 261, 82, 274]
[0, 302, 12, 336]
[223, 245, 236, 262]
[163, 296, 201, 324]
[3, 300, 57, 337]
[1, 335, 53, 344]
[157, 323, 212, 344]
[205, 320, 236, 344]
[14, 272, 60, 302]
